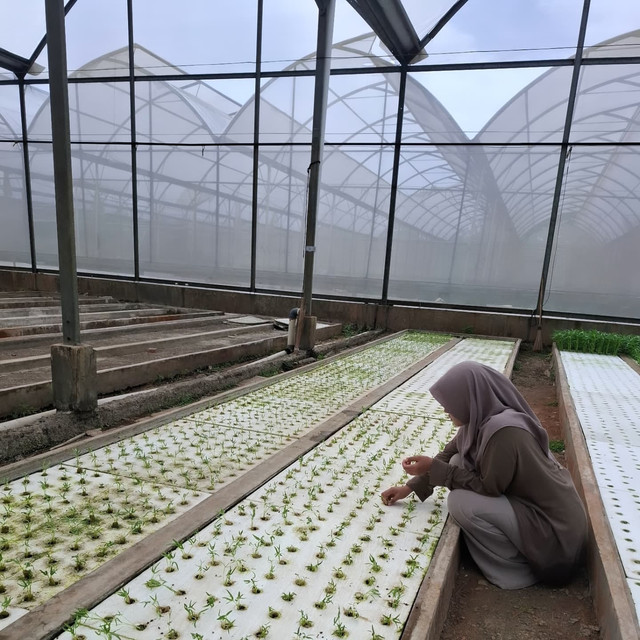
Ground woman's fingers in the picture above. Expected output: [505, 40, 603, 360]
[381, 486, 401, 505]
[402, 457, 422, 473]
[402, 455, 432, 475]
[381, 485, 410, 505]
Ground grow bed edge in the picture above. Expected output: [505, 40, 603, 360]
[553, 346, 640, 640]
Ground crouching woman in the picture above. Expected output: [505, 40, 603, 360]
[381, 360, 588, 589]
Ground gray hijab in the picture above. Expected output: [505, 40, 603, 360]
[429, 360, 551, 471]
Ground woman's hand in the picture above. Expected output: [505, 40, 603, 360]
[402, 455, 433, 476]
[381, 485, 412, 506]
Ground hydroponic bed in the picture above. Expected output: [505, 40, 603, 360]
[558, 351, 640, 624]
[49, 337, 515, 640]
[0, 331, 453, 629]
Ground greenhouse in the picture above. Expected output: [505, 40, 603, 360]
[0, 1, 639, 639]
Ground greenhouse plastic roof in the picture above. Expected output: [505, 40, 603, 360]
[14, 27, 636, 244]
[1, 1, 635, 239]
[1, 1, 640, 317]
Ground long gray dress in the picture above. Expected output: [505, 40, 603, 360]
[408, 427, 588, 588]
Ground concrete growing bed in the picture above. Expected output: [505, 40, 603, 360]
[0, 334, 517, 639]
[554, 347, 640, 640]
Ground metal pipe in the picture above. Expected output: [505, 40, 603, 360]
[18, 80, 37, 272]
[287, 307, 299, 353]
[127, 0, 140, 279]
[250, 0, 263, 291]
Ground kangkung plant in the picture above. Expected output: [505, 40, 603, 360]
[553, 329, 640, 361]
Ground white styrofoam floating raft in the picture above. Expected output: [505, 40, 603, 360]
[195, 331, 454, 438]
[54, 338, 514, 640]
[0, 332, 451, 626]
[559, 351, 640, 619]
[73, 421, 292, 492]
[0, 464, 207, 627]
[57, 417, 451, 640]
[373, 339, 514, 416]
[72, 332, 454, 491]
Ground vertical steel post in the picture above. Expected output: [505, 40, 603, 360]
[532, 0, 590, 346]
[381, 68, 407, 304]
[148, 82, 154, 265]
[18, 81, 37, 272]
[127, 0, 140, 279]
[45, 0, 80, 344]
[301, 0, 336, 316]
[250, 0, 263, 291]
[285, 72, 297, 275]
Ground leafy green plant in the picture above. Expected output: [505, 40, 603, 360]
[256, 623, 270, 638]
[369, 626, 384, 640]
[62, 607, 89, 639]
[549, 440, 565, 453]
[341, 323, 360, 338]
[298, 610, 313, 628]
[332, 610, 348, 637]
[553, 329, 640, 362]
[0, 596, 11, 619]
[217, 609, 235, 630]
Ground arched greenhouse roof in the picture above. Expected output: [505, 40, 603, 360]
[476, 30, 640, 243]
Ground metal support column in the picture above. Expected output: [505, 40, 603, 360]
[127, 0, 140, 279]
[18, 80, 37, 272]
[45, 0, 80, 345]
[381, 68, 407, 304]
[250, 0, 264, 291]
[298, 0, 336, 350]
[46, 0, 97, 412]
[532, 0, 590, 349]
